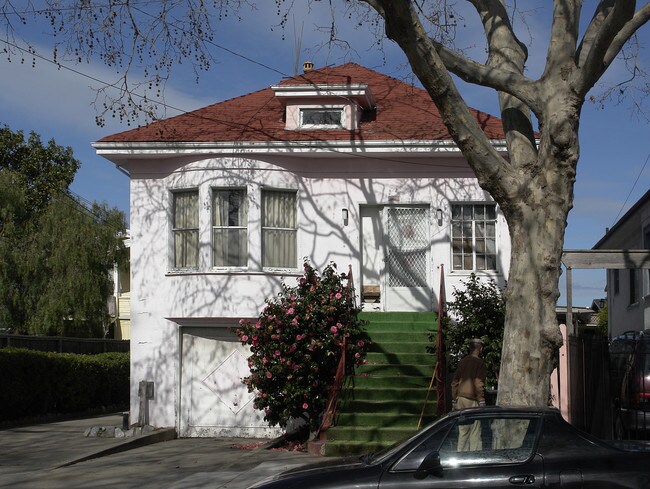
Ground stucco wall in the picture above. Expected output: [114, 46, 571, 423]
[125, 152, 512, 432]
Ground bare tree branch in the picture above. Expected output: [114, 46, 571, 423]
[604, 3, 650, 67]
[543, 0, 581, 79]
[575, 0, 636, 96]
[465, 0, 538, 174]
[431, 38, 540, 113]
[361, 0, 520, 203]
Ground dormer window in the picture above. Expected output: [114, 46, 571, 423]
[272, 83, 376, 131]
[300, 108, 344, 128]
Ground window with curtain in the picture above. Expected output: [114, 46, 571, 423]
[451, 203, 497, 271]
[262, 190, 297, 268]
[212, 189, 248, 267]
[172, 190, 199, 268]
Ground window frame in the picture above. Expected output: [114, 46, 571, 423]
[211, 187, 248, 269]
[261, 188, 298, 270]
[450, 203, 498, 272]
[171, 189, 200, 270]
[299, 107, 345, 129]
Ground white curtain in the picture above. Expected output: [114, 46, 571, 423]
[173, 191, 199, 268]
[212, 190, 247, 267]
[262, 190, 297, 268]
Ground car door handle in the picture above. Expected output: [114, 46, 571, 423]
[509, 474, 535, 485]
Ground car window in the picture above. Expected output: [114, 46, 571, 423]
[391, 414, 539, 472]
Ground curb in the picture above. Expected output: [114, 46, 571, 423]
[50, 427, 177, 469]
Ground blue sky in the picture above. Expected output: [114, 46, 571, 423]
[0, 2, 648, 308]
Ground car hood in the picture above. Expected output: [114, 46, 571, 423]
[247, 456, 381, 488]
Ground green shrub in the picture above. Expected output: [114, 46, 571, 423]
[236, 260, 370, 433]
[0, 348, 129, 422]
[430, 273, 505, 389]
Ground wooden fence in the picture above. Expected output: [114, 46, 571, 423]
[0, 334, 129, 355]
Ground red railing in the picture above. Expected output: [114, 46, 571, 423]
[317, 265, 356, 436]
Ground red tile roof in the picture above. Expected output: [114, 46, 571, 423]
[98, 63, 505, 143]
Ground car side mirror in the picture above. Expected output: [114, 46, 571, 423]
[415, 451, 444, 479]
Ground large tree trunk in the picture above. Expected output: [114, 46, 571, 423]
[496, 89, 582, 406]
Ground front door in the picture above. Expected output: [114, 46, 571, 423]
[384, 206, 432, 311]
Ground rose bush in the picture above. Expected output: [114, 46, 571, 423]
[236, 260, 369, 432]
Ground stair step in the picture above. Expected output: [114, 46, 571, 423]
[323, 440, 388, 457]
[368, 341, 430, 354]
[349, 374, 433, 389]
[364, 351, 433, 364]
[326, 425, 418, 443]
[360, 311, 437, 323]
[341, 387, 429, 401]
[356, 363, 434, 377]
[367, 331, 431, 343]
[339, 399, 438, 416]
[335, 411, 437, 428]
[321, 312, 440, 458]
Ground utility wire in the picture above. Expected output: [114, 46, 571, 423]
[0, 36, 477, 173]
[612, 150, 650, 225]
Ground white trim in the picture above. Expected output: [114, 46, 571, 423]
[299, 107, 345, 129]
[92, 139, 510, 157]
[271, 83, 376, 109]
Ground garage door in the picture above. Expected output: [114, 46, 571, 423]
[179, 327, 281, 438]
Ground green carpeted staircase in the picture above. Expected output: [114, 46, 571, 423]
[322, 311, 439, 457]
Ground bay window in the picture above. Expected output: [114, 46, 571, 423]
[212, 189, 248, 267]
[262, 190, 297, 268]
[172, 190, 199, 268]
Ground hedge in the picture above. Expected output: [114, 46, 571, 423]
[0, 348, 129, 422]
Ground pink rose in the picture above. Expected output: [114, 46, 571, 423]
[266, 371, 272, 378]
[330, 326, 337, 333]
[335, 293, 342, 299]
[302, 403, 309, 410]
[241, 335, 249, 342]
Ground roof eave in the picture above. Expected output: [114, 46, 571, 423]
[92, 138, 509, 159]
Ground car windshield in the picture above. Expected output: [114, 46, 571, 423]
[362, 418, 446, 465]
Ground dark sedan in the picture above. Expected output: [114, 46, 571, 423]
[248, 406, 650, 488]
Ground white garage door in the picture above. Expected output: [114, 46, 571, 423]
[179, 327, 281, 438]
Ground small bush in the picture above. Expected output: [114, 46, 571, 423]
[236, 260, 370, 433]
[0, 348, 129, 422]
[430, 273, 505, 389]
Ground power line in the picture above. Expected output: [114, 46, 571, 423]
[0, 36, 479, 173]
[612, 150, 650, 225]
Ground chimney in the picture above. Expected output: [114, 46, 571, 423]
[303, 61, 314, 73]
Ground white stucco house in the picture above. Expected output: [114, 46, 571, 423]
[93, 62, 512, 437]
[593, 189, 650, 338]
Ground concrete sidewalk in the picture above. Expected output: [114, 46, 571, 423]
[0, 414, 317, 488]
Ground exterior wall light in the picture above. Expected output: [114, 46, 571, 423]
[436, 208, 443, 226]
[342, 208, 349, 226]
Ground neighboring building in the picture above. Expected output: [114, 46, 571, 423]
[593, 189, 650, 338]
[108, 230, 131, 340]
[93, 62, 512, 437]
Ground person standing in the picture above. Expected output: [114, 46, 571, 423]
[451, 338, 487, 451]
